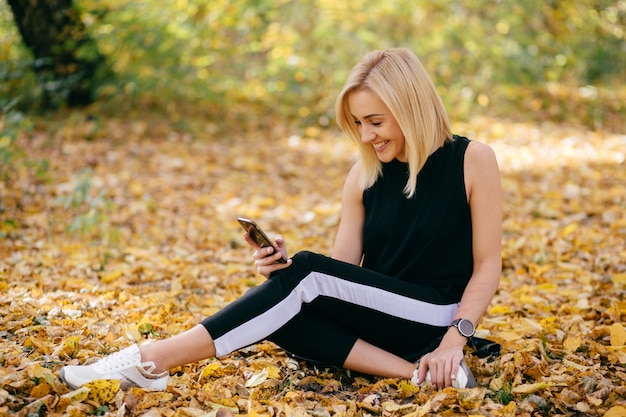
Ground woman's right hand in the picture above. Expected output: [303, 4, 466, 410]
[244, 233, 292, 278]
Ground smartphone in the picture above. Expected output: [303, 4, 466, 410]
[237, 217, 287, 264]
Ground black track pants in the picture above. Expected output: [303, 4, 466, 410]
[200, 251, 459, 367]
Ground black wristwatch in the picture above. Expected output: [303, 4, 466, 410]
[450, 318, 475, 338]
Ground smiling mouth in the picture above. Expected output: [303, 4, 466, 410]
[372, 140, 389, 150]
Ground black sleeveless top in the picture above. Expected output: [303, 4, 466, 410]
[362, 135, 473, 303]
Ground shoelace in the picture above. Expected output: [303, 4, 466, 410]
[94, 349, 139, 372]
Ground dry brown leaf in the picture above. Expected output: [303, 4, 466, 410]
[457, 387, 488, 410]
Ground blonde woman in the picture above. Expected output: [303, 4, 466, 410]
[61, 48, 501, 390]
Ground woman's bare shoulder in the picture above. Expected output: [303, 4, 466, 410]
[343, 160, 363, 192]
[466, 140, 497, 164]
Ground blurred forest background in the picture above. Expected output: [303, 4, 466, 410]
[1, 0, 625, 133]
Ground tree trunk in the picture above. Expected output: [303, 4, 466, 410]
[7, 0, 108, 108]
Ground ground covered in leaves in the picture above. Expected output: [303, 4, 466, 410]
[1, 114, 626, 416]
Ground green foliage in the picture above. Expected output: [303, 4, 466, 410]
[0, 110, 48, 229]
[1, 0, 624, 129]
[53, 166, 121, 269]
[0, 112, 29, 182]
[489, 380, 514, 405]
[0, 3, 38, 110]
[138, 323, 158, 337]
[55, 168, 112, 236]
[89, 406, 110, 416]
[0, 110, 49, 184]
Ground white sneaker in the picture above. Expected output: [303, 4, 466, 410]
[411, 359, 477, 389]
[60, 344, 169, 390]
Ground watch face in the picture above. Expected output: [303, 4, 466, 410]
[459, 319, 474, 336]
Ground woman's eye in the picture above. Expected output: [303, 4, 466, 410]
[353, 120, 362, 126]
[372, 122, 381, 126]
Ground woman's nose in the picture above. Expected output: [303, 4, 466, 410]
[361, 126, 375, 142]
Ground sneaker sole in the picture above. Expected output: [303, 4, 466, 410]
[59, 368, 79, 390]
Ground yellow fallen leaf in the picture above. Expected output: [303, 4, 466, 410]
[28, 364, 56, 385]
[125, 325, 142, 341]
[489, 305, 512, 315]
[60, 335, 81, 357]
[265, 365, 280, 379]
[614, 301, 626, 316]
[61, 386, 90, 402]
[129, 181, 144, 198]
[135, 391, 174, 409]
[539, 316, 559, 333]
[608, 348, 626, 364]
[200, 362, 222, 379]
[247, 409, 270, 417]
[400, 399, 431, 417]
[381, 401, 416, 414]
[501, 401, 517, 417]
[489, 376, 503, 392]
[283, 391, 301, 401]
[497, 331, 522, 341]
[175, 407, 218, 417]
[457, 388, 487, 410]
[610, 323, 626, 347]
[557, 261, 582, 271]
[104, 331, 116, 344]
[511, 382, 551, 394]
[30, 382, 51, 398]
[396, 379, 419, 394]
[604, 406, 626, 417]
[102, 270, 123, 284]
[26, 336, 51, 356]
[612, 274, 626, 285]
[84, 379, 121, 404]
[563, 336, 582, 353]
[67, 406, 89, 417]
[205, 402, 238, 414]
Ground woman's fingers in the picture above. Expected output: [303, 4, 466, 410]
[244, 234, 292, 278]
[418, 350, 464, 388]
[256, 257, 292, 278]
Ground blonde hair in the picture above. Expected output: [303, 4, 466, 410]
[335, 48, 452, 198]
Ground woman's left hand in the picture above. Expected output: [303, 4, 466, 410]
[414, 330, 467, 388]
[245, 233, 292, 278]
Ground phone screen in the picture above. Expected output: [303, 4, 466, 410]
[237, 217, 287, 263]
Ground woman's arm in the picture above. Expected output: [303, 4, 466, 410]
[452, 140, 503, 331]
[331, 162, 365, 265]
[417, 140, 502, 387]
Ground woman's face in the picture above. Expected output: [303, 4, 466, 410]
[348, 89, 406, 163]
